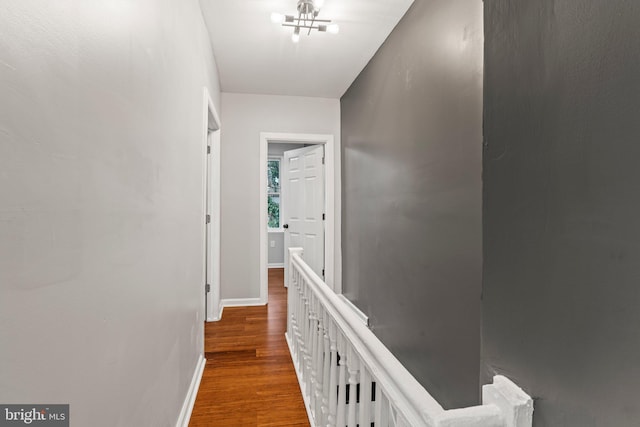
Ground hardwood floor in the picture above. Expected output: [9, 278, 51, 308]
[189, 268, 310, 427]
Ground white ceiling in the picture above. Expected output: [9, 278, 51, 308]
[199, 0, 414, 99]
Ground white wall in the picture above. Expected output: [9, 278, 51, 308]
[220, 93, 340, 300]
[0, 1, 220, 425]
[268, 232, 285, 266]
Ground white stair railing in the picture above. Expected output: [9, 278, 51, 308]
[286, 248, 533, 427]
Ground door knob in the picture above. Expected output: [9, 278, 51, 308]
[283, 224, 289, 229]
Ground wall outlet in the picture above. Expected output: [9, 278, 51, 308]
[270, 240, 276, 248]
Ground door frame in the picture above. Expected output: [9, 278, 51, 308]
[203, 88, 222, 322]
[259, 132, 339, 304]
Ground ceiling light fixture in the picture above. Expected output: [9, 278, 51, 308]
[271, 0, 339, 42]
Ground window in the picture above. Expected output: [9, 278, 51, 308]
[267, 158, 281, 229]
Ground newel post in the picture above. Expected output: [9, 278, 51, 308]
[482, 375, 533, 427]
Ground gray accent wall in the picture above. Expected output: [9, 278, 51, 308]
[483, 1, 640, 426]
[341, 0, 483, 408]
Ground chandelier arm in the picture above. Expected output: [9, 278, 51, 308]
[280, 17, 331, 23]
[283, 24, 324, 30]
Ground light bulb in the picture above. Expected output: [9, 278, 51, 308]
[327, 23, 339, 34]
[270, 12, 285, 24]
[292, 27, 300, 43]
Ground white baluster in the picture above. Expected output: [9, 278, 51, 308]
[288, 268, 297, 359]
[359, 362, 371, 427]
[313, 297, 324, 420]
[309, 286, 318, 404]
[303, 280, 313, 402]
[374, 381, 382, 427]
[320, 309, 331, 426]
[308, 293, 318, 416]
[298, 276, 308, 389]
[287, 268, 292, 340]
[378, 391, 390, 427]
[336, 333, 347, 427]
[295, 272, 303, 369]
[346, 346, 358, 427]
[327, 321, 338, 426]
[297, 272, 305, 373]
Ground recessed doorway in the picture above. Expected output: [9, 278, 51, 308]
[259, 132, 338, 305]
[203, 88, 221, 322]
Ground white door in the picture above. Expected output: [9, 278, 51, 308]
[283, 145, 325, 283]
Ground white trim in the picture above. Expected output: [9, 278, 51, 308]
[482, 375, 534, 427]
[337, 294, 369, 327]
[175, 355, 206, 427]
[268, 263, 285, 268]
[221, 297, 265, 308]
[259, 132, 340, 304]
[203, 88, 222, 323]
[209, 300, 224, 322]
[285, 333, 316, 427]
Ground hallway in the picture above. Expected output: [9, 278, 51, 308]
[4, 0, 640, 425]
[190, 269, 310, 426]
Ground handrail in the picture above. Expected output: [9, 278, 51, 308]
[291, 250, 444, 425]
[286, 247, 533, 427]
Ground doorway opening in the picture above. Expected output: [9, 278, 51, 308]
[259, 133, 338, 306]
[268, 142, 325, 280]
[203, 88, 221, 322]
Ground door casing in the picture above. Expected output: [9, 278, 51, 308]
[203, 88, 222, 322]
[259, 132, 340, 304]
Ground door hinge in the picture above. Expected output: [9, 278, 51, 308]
[322, 213, 325, 220]
[207, 145, 211, 154]
[322, 157, 325, 165]
[206, 214, 211, 224]
[206, 284, 211, 293]
[322, 269, 325, 277]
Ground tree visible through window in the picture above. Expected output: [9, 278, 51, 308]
[268, 158, 281, 229]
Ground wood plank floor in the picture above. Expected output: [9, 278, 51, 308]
[189, 268, 310, 426]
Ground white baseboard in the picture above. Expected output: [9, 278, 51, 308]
[221, 297, 265, 307]
[207, 300, 224, 322]
[217, 300, 224, 320]
[268, 263, 285, 268]
[208, 298, 265, 322]
[176, 354, 206, 427]
[285, 333, 315, 427]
